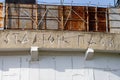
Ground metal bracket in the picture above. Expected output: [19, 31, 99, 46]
[30, 46, 39, 61]
[85, 48, 94, 60]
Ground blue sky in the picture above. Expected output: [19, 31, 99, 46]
[0, 0, 116, 7]
[38, 0, 115, 6]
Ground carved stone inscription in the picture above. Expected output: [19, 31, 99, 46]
[1, 31, 120, 50]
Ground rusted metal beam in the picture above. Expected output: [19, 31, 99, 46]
[95, 7, 98, 31]
[83, 7, 86, 31]
[44, 5, 47, 29]
[5, 3, 7, 29]
[106, 8, 109, 32]
[69, 6, 72, 30]
[58, 6, 64, 30]
[86, 6, 89, 31]
[18, 4, 20, 29]
[32, 4, 33, 29]
[35, 4, 38, 29]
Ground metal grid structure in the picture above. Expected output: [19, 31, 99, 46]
[5, 3, 37, 30]
[3, 3, 109, 32]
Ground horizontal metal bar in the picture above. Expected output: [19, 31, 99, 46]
[8, 7, 60, 10]
[8, 7, 37, 9]
[85, 11, 106, 13]
[8, 18, 34, 20]
[110, 27, 120, 29]
[109, 20, 120, 21]
[6, 28, 34, 30]
[109, 13, 120, 14]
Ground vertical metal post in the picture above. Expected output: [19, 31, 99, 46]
[106, 7, 109, 32]
[114, 0, 116, 7]
[86, 2, 91, 31]
[69, 7, 72, 30]
[36, 0, 38, 29]
[86, 6, 89, 31]
[60, 0, 64, 30]
[3, 2, 5, 30]
[5, 3, 8, 29]
[18, 4, 20, 29]
[58, 6, 64, 30]
[44, 5, 47, 29]
[32, 4, 33, 29]
[36, 4, 38, 29]
[4, 0, 6, 29]
[70, 0, 73, 30]
[5, 2, 6, 29]
[95, 6, 98, 31]
[60, 0, 64, 5]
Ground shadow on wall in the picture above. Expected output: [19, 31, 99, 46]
[0, 52, 120, 79]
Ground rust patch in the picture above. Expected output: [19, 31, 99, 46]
[98, 22, 106, 32]
[98, 8, 107, 32]
[0, 23, 3, 27]
[0, 3, 3, 28]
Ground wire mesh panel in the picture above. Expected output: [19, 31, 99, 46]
[19, 4, 36, 29]
[37, 5, 59, 30]
[6, 3, 37, 29]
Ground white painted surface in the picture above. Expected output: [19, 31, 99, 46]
[109, 8, 120, 31]
[109, 14, 120, 20]
[109, 8, 120, 14]
[0, 53, 119, 80]
[110, 21, 120, 27]
[2, 57, 20, 80]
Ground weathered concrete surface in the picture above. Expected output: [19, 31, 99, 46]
[0, 30, 120, 51]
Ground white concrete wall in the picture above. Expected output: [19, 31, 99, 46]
[0, 52, 119, 80]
